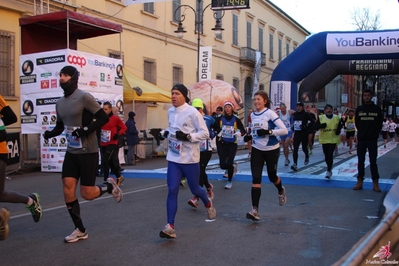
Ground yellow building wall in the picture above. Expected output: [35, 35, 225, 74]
[0, 0, 309, 132]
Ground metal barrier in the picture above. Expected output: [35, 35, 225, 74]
[333, 178, 399, 265]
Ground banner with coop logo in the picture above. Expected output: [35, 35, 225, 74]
[19, 49, 123, 172]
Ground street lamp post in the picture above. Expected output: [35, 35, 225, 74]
[174, 0, 224, 82]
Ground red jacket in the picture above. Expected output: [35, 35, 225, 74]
[100, 114, 127, 146]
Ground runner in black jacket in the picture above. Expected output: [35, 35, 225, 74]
[353, 89, 383, 192]
[290, 102, 312, 171]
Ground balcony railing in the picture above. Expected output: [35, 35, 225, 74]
[239, 47, 266, 67]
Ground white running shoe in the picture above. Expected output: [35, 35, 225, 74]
[284, 159, 290, 166]
[159, 223, 176, 239]
[64, 228, 88, 243]
[246, 208, 260, 221]
[207, 198, 216, 220]
[187, 196, 199, 208]
[325, 171, 332, 179]
[279, 186, 287, 206]
[107, 178, 123, 202]
[232, 163, 238, 178]
[224, 181, 232, 189]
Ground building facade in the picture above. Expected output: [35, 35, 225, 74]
[0, 0, 310, 162]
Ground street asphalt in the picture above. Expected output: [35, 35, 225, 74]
[0, 140, 397, 266]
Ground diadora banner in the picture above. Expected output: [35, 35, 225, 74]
[19, 49, 123, 172]
[326, 31, 399, 55]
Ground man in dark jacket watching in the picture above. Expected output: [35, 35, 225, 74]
[125, 111, 139, 165]
[353, 89, 383, 192]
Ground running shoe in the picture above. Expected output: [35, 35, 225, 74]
[26, 193, 43, 223]
[246, 208, 260, 221]
[232, 163, 238, 178]
[247, 152, 251, 158]
[107, 178, 123, 202]
[187, 196, 199, 208]
[159, 223, 176, 239]
[279, 186, 287, 206]
[64, 228, 88, 243]
[207, 183, 214, 200]
[180, 177, 186, 187]
[117, 176, 124, 187]
[334, 150, 339, 156]
[0, 208, 10, 241]
[348, 150, 352, 155]
[284, 159, 290, 166]
[304, 157, 309, 165]
[224, 181, 232, 189]
[325, 171, 332, 179]
[207, 198, 216, 220]
[309, 149, 313, 155]
[222, 171, 228, 178]
[291, 164, 298, 171]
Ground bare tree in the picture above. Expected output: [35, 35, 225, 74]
[351, 7, 381, 31]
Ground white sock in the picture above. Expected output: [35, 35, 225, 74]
[27, 196, 33, 206]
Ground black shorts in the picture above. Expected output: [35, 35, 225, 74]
[62, 151, 99, 186]
[389, 132, 395, 138]
[381, 131, 388, 140]
[346, 131, 355, 139]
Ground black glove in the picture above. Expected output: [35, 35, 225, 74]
[72, 128, 87, 138]
[320, 123, 327, 128]
[113, 133, 119, 140]
[159, 130, 169, 140]
[243, 134, 252, 142]
[43, 130, 52, 140]
[176, 130, 189, 141]
[257, 129, 271, 136]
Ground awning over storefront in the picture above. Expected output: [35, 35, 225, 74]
[123, 68, 171, 103]
[19, 10, 122, 54]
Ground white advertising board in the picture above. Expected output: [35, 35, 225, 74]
[19, 49, 123, 172]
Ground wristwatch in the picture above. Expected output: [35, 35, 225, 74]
[186, 134, 192, 141]
[83, 127, 89, 131]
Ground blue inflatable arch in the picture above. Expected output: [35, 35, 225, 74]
[270, 29, 399, 109]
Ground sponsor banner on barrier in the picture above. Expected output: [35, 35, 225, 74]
[20, 49, 123, 172]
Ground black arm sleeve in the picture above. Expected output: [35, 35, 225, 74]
[1, 106, 17, 126]
[312, 120, 326, 130]
[87, 108, 109, 133]
[47, 120, 65, 138]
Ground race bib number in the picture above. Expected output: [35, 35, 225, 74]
[347, 122, 355, 130]
[65, 126, 82, 148]
[293, 121, 302, 131]
[168, 134, 182, 154]
[221, 125, 234, 138]
[199, 140, 207, 152]
[101, 129, 111, 143]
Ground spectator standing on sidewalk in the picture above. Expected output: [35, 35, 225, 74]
[244, 91, 288, 221]
[0, 95, 42, 241]
[313, 104, 342, 179]
[353, 89, 383, 192]
[290, 102, 312, 171]
[125, 111, 139, 165]
[214, 101, 246, 189]
[43, 66, 122, 243]
[159, 84, 215, 239]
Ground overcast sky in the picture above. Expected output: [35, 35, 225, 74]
[269, 0, 399, 34]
